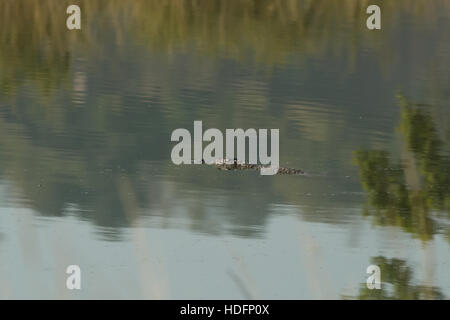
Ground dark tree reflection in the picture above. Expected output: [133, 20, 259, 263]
[354, 96, 450, 241]
[354, 256, 444, 300]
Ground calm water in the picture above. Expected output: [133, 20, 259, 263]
[0, 0, 449, 299]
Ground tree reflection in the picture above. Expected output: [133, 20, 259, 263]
[354, 256, 444, 300]
[354, 96, 449, 241]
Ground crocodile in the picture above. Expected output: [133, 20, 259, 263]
[202, 158, 304, 175]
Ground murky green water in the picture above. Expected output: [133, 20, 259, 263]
[0, 0, 449, 299]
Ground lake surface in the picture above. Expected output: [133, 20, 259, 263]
[0, 0, 449, 299]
